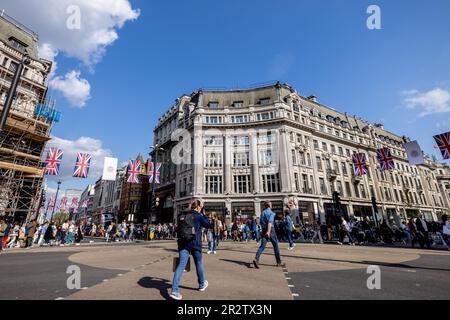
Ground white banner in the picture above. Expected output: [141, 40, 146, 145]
[404, 141, 424, 165]
[102, 157, 118, 181]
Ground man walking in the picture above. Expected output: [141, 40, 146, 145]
[0, 218, 7, 253]
[253, 201, 286, 268]
[284, 201, 295, 250]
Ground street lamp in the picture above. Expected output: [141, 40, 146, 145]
[147, 143, 164, 240]
[0, 53, 31, 132]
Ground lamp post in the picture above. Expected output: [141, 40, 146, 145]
[50, 181, 61, 224]
[0, 53, 31, 132]
[147, 143, 164, 240]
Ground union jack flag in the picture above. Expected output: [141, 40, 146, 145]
[352, 152, 369, 176]
[148, 162, 162, 184]
[70, 197, 78, 209]
[82, 198, 89, 208]
[60, 197, 67, 209]
[127, 160, 141, 184]
[73, 206, 78, 214]
[376, 147, 395, 171]
[48, 195, 55, 209]
[73, 153, 92, 178]
[433, 131, 450, 160]
[44, 148, 64, 175]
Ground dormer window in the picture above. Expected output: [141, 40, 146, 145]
[8, 37, 28, 52]
[259, 97, 270, 105]
[232, 101, 244, 108]
[208, 101, 219, 109]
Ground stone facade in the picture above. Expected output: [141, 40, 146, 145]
[152, 82, 449, 225]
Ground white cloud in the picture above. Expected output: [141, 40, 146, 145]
[2, 0, 140, 66]
[49, 71, 91, 108]
[43, 136, 113, 182]
[2, 0, 139, 107]
[403, 88, 450, 116]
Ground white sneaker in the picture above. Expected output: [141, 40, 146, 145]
[199, 280, 209, 292]
[169, 292, 182, 300]
[288, 246, 293, 250]
[207, 251, 211, 254]
[213, 251, 217, 254]
[337, 241, 343, 245]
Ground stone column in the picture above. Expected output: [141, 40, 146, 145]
[278, 127, 291, 193]
[223, 133, 232, 194]
[250, 131, 260, 193]
[193, 125, 204, 195]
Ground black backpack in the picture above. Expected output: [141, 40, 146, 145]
[177, 212, 196, 241]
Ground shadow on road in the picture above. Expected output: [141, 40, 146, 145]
[219, 258, 253, 268]
[137, 277, 196, 300]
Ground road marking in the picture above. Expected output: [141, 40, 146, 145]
[81, 287, 88, 290]
[103, 279, 109, 282]
[55, 297, 64, 300]
[117, 274, 123, 277]
[288, 285, 295, 288]
[285, 277, 291, 280]
[292, 293, 299, 297]
[305, 285, 310, 288]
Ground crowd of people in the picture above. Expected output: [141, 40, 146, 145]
[1, 209, 449, 254]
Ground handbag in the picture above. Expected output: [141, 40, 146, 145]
[173, 256, 191, 272]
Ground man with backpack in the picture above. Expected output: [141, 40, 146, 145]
[170, 199, 211, 300]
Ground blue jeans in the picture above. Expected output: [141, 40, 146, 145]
[172, 248, 205, 294]
[0, 236, 3, 252]
[286, 228, 294, 247]
[255, 229, 281, 264]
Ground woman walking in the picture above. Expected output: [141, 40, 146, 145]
[170, 199, 211, 300]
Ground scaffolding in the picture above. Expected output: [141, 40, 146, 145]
[0, 63, 58, 223]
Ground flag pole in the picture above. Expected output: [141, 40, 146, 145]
[50, 181, 61, 224]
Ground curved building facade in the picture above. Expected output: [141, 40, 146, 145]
[152, 82, 448, 226]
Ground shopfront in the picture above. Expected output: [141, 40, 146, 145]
[324, 203, 349, 225]
[259, 201, 284, 220]
[297, 202, 316, 225]
[204, 202, 226, 221]
[232, 202, 255, 223]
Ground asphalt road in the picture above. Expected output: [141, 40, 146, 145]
[0, 250, 126, 300]
[1, 241, 449, 300]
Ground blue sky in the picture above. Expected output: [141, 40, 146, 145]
[3, 0, 450, 196]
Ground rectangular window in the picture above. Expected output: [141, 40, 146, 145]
[233, 152, 250, 167]
[331, 145, 336, 154]
[259, 150, 273, 166]
[319, 178, 327, 195]
[205, 152, 223, 168]
[233, 175, 251, 194]
[294, 173, 300, 191]
[322, 142, 328, 151]
[302, 174, 309, 193]
[292, 150, 297, 165]
[299, 152, 306, 165]
[208, 101, 219, 109]
[313, 140, 319, 150]
[205, 175, 222, 194]
[345, 182, 352, 198]
[262, 174, 280, 193]
[232, 135, 249, 145]
[232, 101, 244, 108]
[342, 162, 348, 175]
[256, 111, 275, 121]
[259, 97, 271, 105]
[204, 136, 223, 146]
[338, 147, 343, 156]
[231, 115, 249, 123]
[333, 160, 339, 174]
[316, 156, 323, 171]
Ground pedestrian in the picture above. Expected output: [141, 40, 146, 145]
[61, 220, 68, 245]
[44, 222, 55, 246]
[7, 223, 19, 249]
[284, 201, 295, 250]
[207, 214, 214, 254]
[38, 221, 49, 246]
[170, 199, 211, 300]
[338, 217, 355, 245]
[26, 220, 37, 248]
[0, 218, 7, 253]
[253, 201, 286, 269]
[415, 214, 431, 249]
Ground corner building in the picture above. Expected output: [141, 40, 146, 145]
[152, 82, 448, 226]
